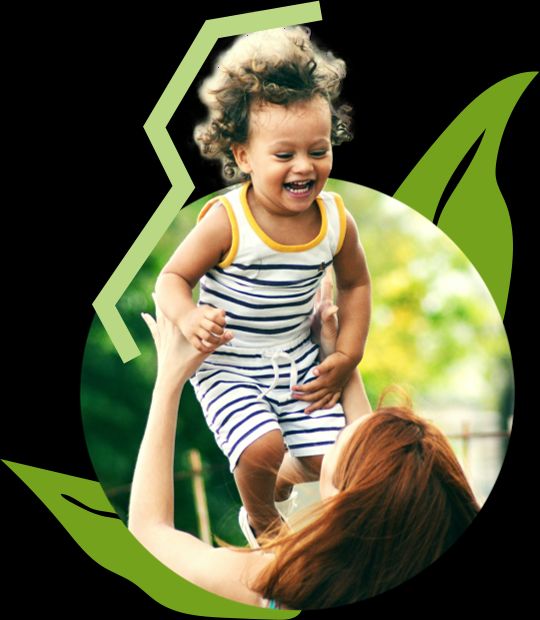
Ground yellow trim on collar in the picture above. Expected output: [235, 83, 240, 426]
[331, 192, 347, 255]
[197, 195, 239, 268]
[240, 181, 327, 252]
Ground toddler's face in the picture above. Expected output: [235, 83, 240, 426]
[233, 96, 333, 216]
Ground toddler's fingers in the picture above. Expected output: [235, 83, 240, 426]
[201, 331, 232, 353]
[190, 337, 208, 352]
[198, 333, 225, 352]
[200, 339, 216, 351]
[198, 329, 233, 352]
[212, 331, 234, 348]
[292, 377, 325, 394]
[313, 356, 336, 376]
[204, 307, 227, 326]
[305, 393, 333, 414]
[324, 392, 341, 410]
[201, 317, 225, 336]
[196, 327, 221, 345]
[293, 387, 328, 403]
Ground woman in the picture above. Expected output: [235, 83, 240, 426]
[128, 283, 480, 610]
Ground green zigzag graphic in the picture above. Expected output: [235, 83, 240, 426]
[92, 2, 323, 363]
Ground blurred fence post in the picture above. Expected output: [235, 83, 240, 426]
[189, 449, 212, 545]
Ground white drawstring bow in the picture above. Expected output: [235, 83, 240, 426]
[256, 350, 298, 401]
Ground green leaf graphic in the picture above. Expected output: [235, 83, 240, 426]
[92, 2, 323, 363]
[395, 72, 537, 317]
[2, 460, 298, 618]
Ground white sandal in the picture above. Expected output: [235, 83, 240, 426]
[238, 506, 260, 549]
[275, 488, 299, 521]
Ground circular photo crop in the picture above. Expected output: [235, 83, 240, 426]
[81, 179, 513, 607]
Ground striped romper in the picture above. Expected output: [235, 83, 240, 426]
[190, 181, 348, 473]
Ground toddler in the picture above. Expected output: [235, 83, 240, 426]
[155, 26, 371, 544]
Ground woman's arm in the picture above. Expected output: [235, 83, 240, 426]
[310, 270, 372, 424]
[128, 302, 209, 540]
[340, 368, 373, 423]
[128, 376, 182, 533]
[128, 301, 266, 606]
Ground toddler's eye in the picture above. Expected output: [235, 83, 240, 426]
[275, 153, 293, 160]
[311, 150, 328, 158]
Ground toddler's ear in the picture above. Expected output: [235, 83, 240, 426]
[231, 143, 252, 174]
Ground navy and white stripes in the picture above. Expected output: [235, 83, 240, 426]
[199, 260, 332, 346]
[191, 335, 346, 472]
[190, 182, 347, 471]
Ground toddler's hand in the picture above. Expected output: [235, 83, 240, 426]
[142, 293, 210, 383]
[292, 351, 356, 414]
[180, 305, 233, 353]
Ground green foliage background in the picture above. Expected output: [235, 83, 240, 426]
[81, 179, 513, 545]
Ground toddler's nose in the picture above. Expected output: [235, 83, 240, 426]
[292, 154, 314, 175]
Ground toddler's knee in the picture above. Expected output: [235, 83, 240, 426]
[238, 430, 286, 471]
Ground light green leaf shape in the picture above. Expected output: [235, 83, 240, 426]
[2, 460, 298, 618]
[92, 2, 323, 363]
[395, 71, 537, 317]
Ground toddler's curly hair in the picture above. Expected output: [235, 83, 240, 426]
[194, 26, 353, 181]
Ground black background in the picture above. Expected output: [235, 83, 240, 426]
[2, 2, 537, 616]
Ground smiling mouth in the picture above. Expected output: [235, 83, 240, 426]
[283, 180, 315, 193]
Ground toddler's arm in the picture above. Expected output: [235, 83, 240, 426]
[155, 203, 234, 353]
[332, 209, 371, 366]
[293, 210, 370, 412]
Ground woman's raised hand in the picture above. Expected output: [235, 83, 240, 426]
[311, 269, 339, 360]
[141, 293, 232, 385]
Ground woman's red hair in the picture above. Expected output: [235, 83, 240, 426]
[250, 390, 480, 608]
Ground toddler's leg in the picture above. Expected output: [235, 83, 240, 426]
[274, 453, 323, 501]
[233, 430, 286, 540]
